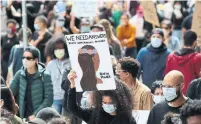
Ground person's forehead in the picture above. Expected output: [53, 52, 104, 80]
[102, 96, 112, 101]
[7, 23, 16, 27]
[23, 51, 33, 57]
[163, 77, 180, 86]
[187, 115, 201, 124]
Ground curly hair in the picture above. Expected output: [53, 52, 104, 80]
[88, 78, 135, 124]
[118, 57, 140, 78]
[180, 100, 201, 124]
[161, 112, 181, 124]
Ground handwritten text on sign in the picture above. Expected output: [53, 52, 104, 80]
[72, 0, 98, 18]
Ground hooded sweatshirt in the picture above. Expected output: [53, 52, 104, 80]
[137, 44, 171, 88]
[165, 48, 201, 94]
[46, 59, 71, 100]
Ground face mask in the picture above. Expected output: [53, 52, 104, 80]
[80, 26, 90, 33]
[7, 28, 16, 34]
[153, 95, 165, 104]
[174, 4, 181, 10]
[54, 49, 65, 59]
[102, 103, 116, 114]
[56, 20, 65, 27]
[34, 24, 40, 31]
[151, 38, 162, 48]
[162, 87, 179, 102]
[81, 97, 90, 108]
[1, 0, 7, 7]
[22, 59, 36, 69]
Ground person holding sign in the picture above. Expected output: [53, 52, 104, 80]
[67, 71, 136, 124]
[117, 12, 137, 58]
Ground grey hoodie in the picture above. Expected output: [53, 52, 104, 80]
[46, 59, 71, 100]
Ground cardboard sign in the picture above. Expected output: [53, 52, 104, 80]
[140, 1, 160, 27]
[192, 1, 201, 41]
[132, 110, 150, 124]
[72, 0, 98, 18]
[65, 32, 116, 92]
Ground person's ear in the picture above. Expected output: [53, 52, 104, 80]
[35, 58, 39, 64]
[180, 83, 184, 91]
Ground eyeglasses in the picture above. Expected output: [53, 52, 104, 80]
[22, 56, 34, 60]
[162, 27, 169, 30]
[161, 83, 181, 88]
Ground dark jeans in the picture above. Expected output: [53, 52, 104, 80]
[136, 37, 145, 53]
[125, 47, 137, 58]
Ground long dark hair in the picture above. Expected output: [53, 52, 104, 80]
[1, 86, 16, 114]
[78, 45, 98, 91]
[88, 78, 135, 124]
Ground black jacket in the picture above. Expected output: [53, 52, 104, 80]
[67, 88, 136, 124]
[187, 78, 201, 100]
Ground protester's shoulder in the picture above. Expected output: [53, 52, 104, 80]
[194, 53, 201, 59]
[138, 81, 151, 94]
[47, 59, 57, 66]
[152, 101, 167, 110]
[139, 47, 149, 54]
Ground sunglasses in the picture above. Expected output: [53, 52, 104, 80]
[162, 27, 169, 30]
[22, 56, 34, 60]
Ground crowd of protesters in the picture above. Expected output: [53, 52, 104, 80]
[1, 0, 201, 124]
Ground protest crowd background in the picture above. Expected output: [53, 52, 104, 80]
[1, 0, 201, 124]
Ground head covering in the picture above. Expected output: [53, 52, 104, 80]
[91, 24, 104, 31]
[24, 47, 39, 59]
[151, 28, 164, 38]
[28, 118, 46, 124]
[36, 107, 60, 122]
[55, 0, 66, 14]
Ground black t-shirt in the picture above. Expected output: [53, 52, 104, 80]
[24, 71, 36, 118]
[1, 34, 19, 61]
[181, 14, 193, 30]
[147, 99, 192, 124]
[32, 31, 52, 63]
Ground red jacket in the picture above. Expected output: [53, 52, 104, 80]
[165, 49, 201, 94]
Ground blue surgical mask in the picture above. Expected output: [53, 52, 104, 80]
[81, 97, 90, 108]
[102, 103, 116, 114]
[34, 24, 40, 31]
[80, 26, 90, 33]
[151, 38, 162, 48]
[1, 0, 7, 7]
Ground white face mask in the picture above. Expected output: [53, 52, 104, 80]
[54, 49, 65, 59]
[80, 26, 90, 33]
[153, 95, 165, 104]
[22, 59, 36, 69]
[162, 87, 178, 102]
[56, 20, 65, 27]
[102, 104, 116, 114]
[151, 38, 162, 48]
[174, 4, 181, 10]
